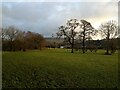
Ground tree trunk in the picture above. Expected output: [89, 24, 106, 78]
[82, 38, 85, 53]
[106, 48, 109, 54]
[9, 41, 13, 51]
[82, 29, 85, 54]
[71, 38, 74, 53]
[71, 44, 74, 53]
[106, 40, 110, 55]
[106, 28, 110, 55]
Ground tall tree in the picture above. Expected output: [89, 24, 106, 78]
[57, 19, 79, 53]
[99, 20, 118, 55]
[79, 19, 95, 53]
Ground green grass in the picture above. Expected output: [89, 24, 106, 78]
[2, 49, 118, 88]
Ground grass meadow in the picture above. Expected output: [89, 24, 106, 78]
[2, 49, 118, 88]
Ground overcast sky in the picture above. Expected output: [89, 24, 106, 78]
[1, 0, 118, 39]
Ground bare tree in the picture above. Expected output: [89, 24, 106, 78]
[57, 19, 79, 53]
[2, 26, 21, 51]
[4, 26, 20, 41]
[79, 19, 95, 53]
[99, 20, 118, 55]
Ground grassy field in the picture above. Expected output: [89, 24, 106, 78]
[2, 49, 118, 88]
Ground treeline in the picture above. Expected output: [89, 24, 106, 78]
[46, 37, 118, 54]
[57, 19, 118, 55]
[68, 38, 118, 53]
[1, 26, 46, 51]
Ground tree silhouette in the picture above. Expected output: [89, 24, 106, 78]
[79, 19, 95, 53]
[57, 19, 79, 53]
[2, 26, 21, 51]
[99, 20, 118, 55]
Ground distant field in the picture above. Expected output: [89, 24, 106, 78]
[2, 49, 118, 88]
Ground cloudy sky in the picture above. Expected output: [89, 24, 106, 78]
[1, 0, 118, 39]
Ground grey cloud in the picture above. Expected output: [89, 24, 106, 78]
[2, 2, 117, 37]
[3, 2, 55, 22]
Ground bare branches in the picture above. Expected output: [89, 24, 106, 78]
[79, 19, 95, 53]
[99, 20, 118, 39]
[99, 20, 118, 54]
[57, 19, 79, 53]
[57, 19, 99, 53]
